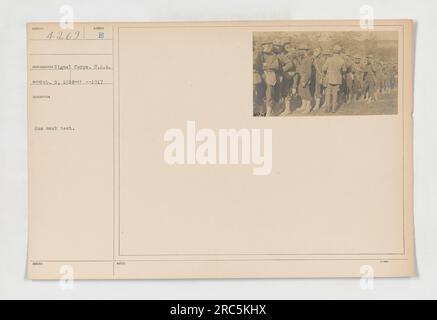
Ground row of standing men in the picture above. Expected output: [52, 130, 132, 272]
[253, 40, 398, 116]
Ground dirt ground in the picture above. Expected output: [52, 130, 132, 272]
[283, 90, 398, 117]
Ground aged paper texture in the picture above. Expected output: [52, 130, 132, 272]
[27, 20, 415, 279]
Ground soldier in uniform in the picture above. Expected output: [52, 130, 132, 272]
[279, 41, 298, 115]
[295, 44, 313, 113]
[375, 61, 385, 95]
[351, 56, 365, 102]
[343, 53, 354, 104]
[272, 40, 285, 113]
[363, 55, 378, 103]
[290, 47, 300, 105]
[387, 63, 397, 93]
[322, 45, 346, 113]
[320, 50, 332, 110]
[253, 43, 265, 116]
[344, 55, 355, 104]
[260, 41, 280, 116]
[312, 47, 325, 112]
[380, 62, 389, 94]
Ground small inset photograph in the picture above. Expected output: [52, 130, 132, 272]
[253, 31, 399, 117]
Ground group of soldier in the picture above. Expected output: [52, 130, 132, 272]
[253, 39, 398, 116]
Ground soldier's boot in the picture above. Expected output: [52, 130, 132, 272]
[260, 105, 266, 116]
[321, 102, 328, 111]
[266, 105, 272, 117]
[295, 105, 303, 113]
[282, 99, 291, 116]
[304, 100, 310, 113]
[321, 95, 329, 110]
[298, 100, 307, 113]
[331, 102, 337, 113]
[313, 99, 321, 112]
[299, 101, 305, 113]
[324, 96, 331, 112]
[301, 100, 308, 113]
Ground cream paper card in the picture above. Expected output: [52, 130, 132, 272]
[27, 20, 415, 279]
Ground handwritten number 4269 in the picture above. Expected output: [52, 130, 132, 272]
[46, 31, 81, 40]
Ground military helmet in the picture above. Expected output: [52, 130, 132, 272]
[333, 45, 342, 53]
[312, 47, 320, 54]
[273, 39, 283, 47]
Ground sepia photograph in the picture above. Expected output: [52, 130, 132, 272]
[253, 31, 399, 116]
